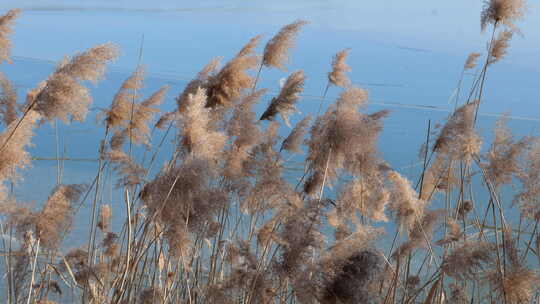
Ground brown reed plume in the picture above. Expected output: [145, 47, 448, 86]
[35, 184, 86, 250]
[103, 66, 145, 130]
[27, 43, 119, 122]
[0, 110, 39, 182]
[328, 49, 351, 88]
[260, 70, 305, 126]
[464, 52, 481, 70]
[489, 29, 513, 64]
[0, 72, 17, 125]
[262, 20, 308, 71]
[205, 38, 259, 108]
[481, 0, 526, 31]
[280, 115, 311, 153]
[0, 9, 20, 64]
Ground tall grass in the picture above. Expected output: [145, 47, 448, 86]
[1, 1, 539, 303]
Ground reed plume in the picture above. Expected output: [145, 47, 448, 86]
[0, 9, 20, 64]
[206, 38, 258, 108]
[481, 0, 526, 31]
[483, 116, 528, 187]
[0, 110, 39, 182]
[280, 115, 311, 153]
[176, 57, 221, 113]
[328, 49, 351, 88]
[35, 184, 86, 250]
[262, 20, 308, 70]
[179, 87, 227, 160]
[0, 71, 17, 125]
[515, 137, 540, 219]
[103, 66, 145, 130]
[260, 70, 305, 126]
[441, 241, 496, 280]
[464, 52, 481, 70]
[387, 171, 425, 233]
[489, 29, 513, 64]
[28, 43, 118, 122]
[224, 90, 265, 182]
[126, 85, 168, 146]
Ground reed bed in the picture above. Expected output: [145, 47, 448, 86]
[0, 1, 539, 303]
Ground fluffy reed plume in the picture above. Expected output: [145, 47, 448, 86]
[436, 218, 462, 245]
[154, 110, 177, 130]
[393, 210, 443, 258]
[433, 102, 481, 161]
[0, 110, 39, 182]
[387, 171, 425, 233]
[484, 116, 528, 187]
[103, 66, 145, 130]
[237, 34, 261, 57]
[0, 72, 17, 125]
[141, 158, 228, 257]
[179, 88, 227, 160]
[35, 184, 86, 249]
[0, 9, 20, 64]
[224, 90, 265, 182]
[489, 30, 513, 64]
[28, 43, 118, 122]
[262, 20, 308, 70]
[488, 234, 540, 303]
[336, 174, 389, 223]
[280, 115, 311, 153]
[276, 200, 325, 278]
[126, 85, 168, 146]
[481, 0, 526, 31]
[304, 87, 386, 196]
[260, 70, 305, 126]
[321, 249, 384, 304]
[464, 52, 481, 70]
[97, 204, 112, 232]
[176, 57, 221, 113]
[441, 241, 496, 280]
[205, 38, 258, 108]
[515, 137, 540, 219]
[328, 49, 351, 88]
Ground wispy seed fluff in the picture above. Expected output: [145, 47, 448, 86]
[260, 70, 305, 126]
[328, 49, 352, 88]
[0, 110, 40, 182]
[103, 66, 145, 130]
[36, 184, 86, 250]
[0, 9, 20, 64]
[489, 30, 513, 64]
[126, 85, 169, 146]
[433, 101, 481, 161]
[28, 43, 119, 123]
[481, 0, 526, 31]
[515, 137, 540, 220]
[176, 57, 221, 113]
[484, 116, 528, 187]
[0, 72, 17, 125]
[179, 88, 227, 160]
[262, 20, 308, 70]
[280, 115, 311, 153]
[205, 38, 258, 108]
[387, 171, 425, 233]
[464, 52, 481, 70]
